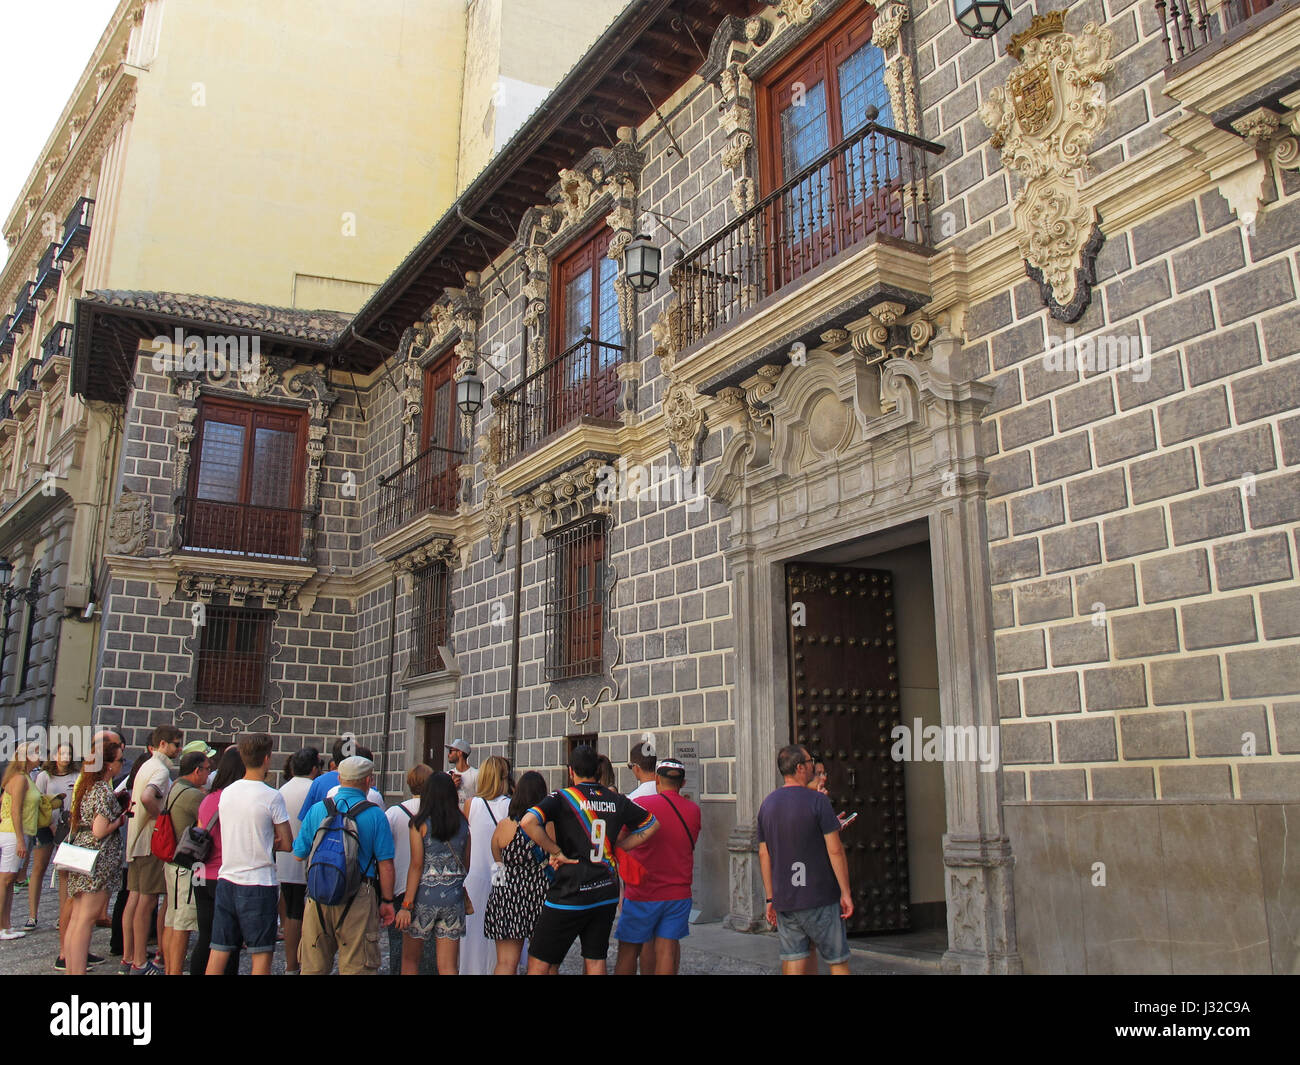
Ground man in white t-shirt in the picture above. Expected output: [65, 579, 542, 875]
[124, 725, 183, 975]
[384, 763, 436, 976]
[447, 739, 477, 805]
[207, 734, 292, 976]
[277, 746, 320, 975]
[626, 750, 659, 803]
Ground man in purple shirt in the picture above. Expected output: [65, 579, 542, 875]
[757, 744, 853, 975]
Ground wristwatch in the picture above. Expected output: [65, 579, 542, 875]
[381, 897, 394, 905]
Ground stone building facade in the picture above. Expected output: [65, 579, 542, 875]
[76, 0, 1299, 974]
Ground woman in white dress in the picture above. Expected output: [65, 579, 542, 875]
[459, 756, 511, 974]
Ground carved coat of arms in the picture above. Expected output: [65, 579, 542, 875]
[1009, 62, 1055, 137]
[107, 491, 152, 556]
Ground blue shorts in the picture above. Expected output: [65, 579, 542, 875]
[615, 898, 692, 943]
[776, 901, 850, 964]
[212, 880, 279, 954]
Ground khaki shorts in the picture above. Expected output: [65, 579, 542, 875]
[300, 881, 381, 975]
[164, 863, 198, 931]
[127, 854, 166, 895]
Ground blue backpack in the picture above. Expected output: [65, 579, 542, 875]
[305, 798, 376, 907]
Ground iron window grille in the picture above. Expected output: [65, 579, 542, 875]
[194, 607, 274, 705]
[545, 517, 606, 680]
[411, 560, 451, 676]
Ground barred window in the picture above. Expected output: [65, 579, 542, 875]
[195, 607, 273, 704]
[411, 560, 451, 676]
[545, 518, 605, 680]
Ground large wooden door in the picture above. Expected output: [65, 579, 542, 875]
[421, 714, 446, 770]
[420, 352, 462, 513]
[786, 562, 909, 934]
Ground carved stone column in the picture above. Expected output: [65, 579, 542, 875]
[871, 1, 919, 136]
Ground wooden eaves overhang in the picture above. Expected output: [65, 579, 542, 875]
[72, 0, 762, 402]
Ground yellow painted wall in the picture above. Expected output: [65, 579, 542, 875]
[104, 0, 465, 309]
[457, 0, 633, 193]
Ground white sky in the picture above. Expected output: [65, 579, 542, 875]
[0, 0, 122, 271]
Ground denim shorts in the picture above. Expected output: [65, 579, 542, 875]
[776, 901, 850, 964]
[615, 898, 692, 943]
[212, 880, 279, 954]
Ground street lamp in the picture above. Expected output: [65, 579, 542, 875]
[456, 367, 485, 418]
[623, 234, 662, 293]
[954, 0, 1012, 38]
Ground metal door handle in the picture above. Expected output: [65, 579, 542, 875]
[849, 768, 856, 789]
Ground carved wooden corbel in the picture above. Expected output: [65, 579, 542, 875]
[979, 12, 1114, 321]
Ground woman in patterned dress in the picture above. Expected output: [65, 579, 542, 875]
[394, 771, 470, 975]
[63, 741, 129, 975]
[484, 771, 553, 975]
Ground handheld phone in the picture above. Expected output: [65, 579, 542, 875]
[839, 811, 858, 828]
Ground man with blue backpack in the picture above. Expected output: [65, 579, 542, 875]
[293, 755, 396, 975]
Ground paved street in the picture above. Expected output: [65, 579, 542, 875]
[0, 877, 940, 975]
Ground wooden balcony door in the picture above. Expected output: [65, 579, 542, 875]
[761, 5, 895, 287]
[420, 351, 462, 514]
[189, 398, 306, 557]
[550, 226, 621, 435]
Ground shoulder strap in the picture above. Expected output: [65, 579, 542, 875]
[481, 797, 499, 826]
[660, 794, 696, 849]
[340, 799, 375, 821]
[162, 781, 190, 816]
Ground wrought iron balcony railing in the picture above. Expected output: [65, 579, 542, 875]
[56, 197, 94, 262]
[493, 328, 624, 468]
[177, 496, 313, 561]
[671, 120, 943, 349]
[33, 243, 62, 301]
[1157, 0, 1281, 65]
[0, 390, 14, 422]
[40, 322, 72, 363]
[15, 358, 39, 397]
[0, 315, 13, 357]
[376, 442, 466, 538]
[11, 282, 37, 331]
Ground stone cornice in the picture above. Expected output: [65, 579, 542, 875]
[371, 510, 465, 562]
[494, 421, 622, 498]
[1, 68, 138, 306]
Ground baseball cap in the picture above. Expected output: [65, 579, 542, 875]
[338, 755, 375, 780]
[655, 758, 686, 779]
[447, 739, 471, 755]
[182, 739, 216, 758]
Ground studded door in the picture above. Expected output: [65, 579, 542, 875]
[786, 562, 910, 933]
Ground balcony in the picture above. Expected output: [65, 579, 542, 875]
[177, 496, 314, 561]
[11, 283, 36, 332]
[1157, 0, 1287, 66]
[376, 443, 465, 539]
[37, 322, 72, 385]
[56, 198, 94, 262]
[494, 329, 624, 471]
[0, 315, 13, 357]
[0, 389, 15, 427]
[33, 243, 61, 302]
[672, 121, 943, 351]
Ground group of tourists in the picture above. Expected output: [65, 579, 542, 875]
[1, 725, 705, 975]
[4, 723, 853, 975]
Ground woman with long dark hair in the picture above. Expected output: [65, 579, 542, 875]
[190, 746, 243, 976]
[63, 741, 129, 974]
[394, 771, 470, 974]
[484, 770, 553, 974]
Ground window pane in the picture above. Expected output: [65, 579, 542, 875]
[194, 421, 245, 502]
[838, 43, 892, 134]
[249, 427, 297, 508]
[563, 272, 592, 348]
[597, 257, 620, 351]
[780, 80, 829, 179]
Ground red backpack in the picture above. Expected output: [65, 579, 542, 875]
[150, 783, 191, 863]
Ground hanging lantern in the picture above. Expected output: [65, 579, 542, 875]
[623, 234, 661, 293]
[954, 0, 1012, 39]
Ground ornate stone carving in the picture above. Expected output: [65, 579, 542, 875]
[393, 537, 459, 586]
[178, 572, 305, 611]
[107, 491, 152, 555]
[871, 0, 908, 49]
[544, 685, 615, 727]
[765, 0, 816, 26]
[519, 459, 611, 536]
[851, 301, 935, 364]
[980, 15, 1114, 321]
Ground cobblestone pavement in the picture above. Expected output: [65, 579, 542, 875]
[0, 878, 936, 975]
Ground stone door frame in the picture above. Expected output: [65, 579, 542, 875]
[709, 336, 1022, 973]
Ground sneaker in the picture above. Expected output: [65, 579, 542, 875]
[0, 929, 27, 940]
[87, 953, 106, 966]
[23, 918, 37, 930]
[15, 878, 28, 888]
[132, 961, 164, 975]
[54, 957, 67, 971]
[117, 961, 132, 975]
